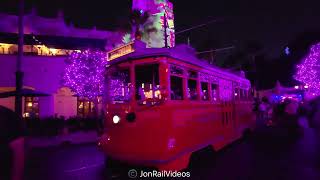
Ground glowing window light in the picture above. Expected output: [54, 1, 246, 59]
[0, 43, 12, 54]
[49, 48, 58, 55]
[144, 90, 153, 99]
[79, 102, 83, 108]
[27, 102, 33, 107]
[0, 43, 77, 56]
[155, 90, 161, 98]
[23, 113, 30, 118]
[294, 86, 299, 89]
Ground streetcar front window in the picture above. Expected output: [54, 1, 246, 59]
[170, 76, 183, 100]
[135, 64, 160, 104]
[107, 68, 131, 103]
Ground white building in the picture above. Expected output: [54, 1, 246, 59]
[0, 10, 122, 118]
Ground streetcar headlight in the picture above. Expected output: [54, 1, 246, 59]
[113, 115, 120, 124]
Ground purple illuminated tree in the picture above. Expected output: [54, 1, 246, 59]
[63, 50, 107, 101]
[294, 42, 320, 96]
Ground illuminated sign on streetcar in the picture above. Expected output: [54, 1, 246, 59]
[107, 42, 135, 61]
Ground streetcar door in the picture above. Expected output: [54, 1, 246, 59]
[222, 101, 234, 140]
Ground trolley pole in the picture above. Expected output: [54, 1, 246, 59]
[175, 18, 222, 46]
[15, 0, 24, 117]
[197, 46, 235, 64]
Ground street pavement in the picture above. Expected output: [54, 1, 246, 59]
[25, 128, 320, 180]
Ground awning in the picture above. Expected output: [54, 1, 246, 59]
[0, 88, 50, 98]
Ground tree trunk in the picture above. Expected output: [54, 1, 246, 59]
[93, 97, 104, 135]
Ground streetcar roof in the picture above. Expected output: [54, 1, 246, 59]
[107, 42, 250, 85]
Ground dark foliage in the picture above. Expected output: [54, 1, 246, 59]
[25, 116, 102, 137]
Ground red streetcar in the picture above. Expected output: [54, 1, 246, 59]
[98, 42, 255, 170]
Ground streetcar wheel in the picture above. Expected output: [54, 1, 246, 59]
[242, 128, 252, 139]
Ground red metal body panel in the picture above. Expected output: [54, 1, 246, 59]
[98, 56, 255, 170]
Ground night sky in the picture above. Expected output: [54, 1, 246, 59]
[1, 0, 320, 60]
[1, 0, 320, 58]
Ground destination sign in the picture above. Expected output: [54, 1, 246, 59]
[107, 42, 135, 61]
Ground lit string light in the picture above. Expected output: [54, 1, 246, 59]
[63, 50, 107, 100]
[294, 42, 320, 96]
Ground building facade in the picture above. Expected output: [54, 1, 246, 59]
[0, 10, 121, 118]
[132, 0, 175, 48]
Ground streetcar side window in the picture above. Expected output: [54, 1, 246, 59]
[245, 90, 249, 100]
[135, 64, 160, 104]
[170, 76, 183, 100]
[107, 68, 131, 103]
[211, 84, 219, 101]
[187, 79, 197, 100]
[250, 88, 254, 100]
[239, 89, 243, 100]
[241, 89, 247, 100]
[246, 90, 249, 100]
[239, 89, 247, 100]
[234, 88, 239, 100]
[201, 82, 209, 101]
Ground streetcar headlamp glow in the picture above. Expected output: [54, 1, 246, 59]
[113, 115, 120, 124]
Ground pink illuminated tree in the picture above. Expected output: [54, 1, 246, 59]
[62, 50, 107, 101]
[294, 42, 320, 96]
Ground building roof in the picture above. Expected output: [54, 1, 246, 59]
[0, 12, 123, 50]
[0, 12, 118, 39]
[110, 41, 250, 84]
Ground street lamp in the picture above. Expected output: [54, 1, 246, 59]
[15, 0, 24, 117]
